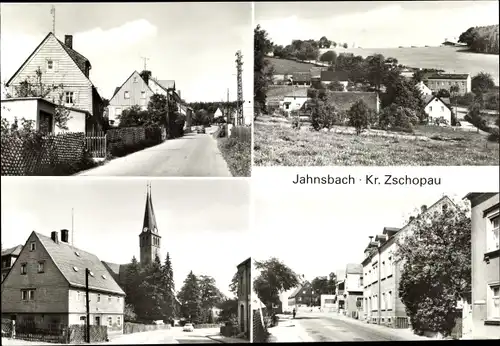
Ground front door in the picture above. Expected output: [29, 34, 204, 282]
[240, 305, 244, 332]
[39, 111, 53, 134]
[95, 316, 100, 326]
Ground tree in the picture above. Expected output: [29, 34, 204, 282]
[342, 43, 348, 49]
[178, 271, 202, 322]
[311, 276, 330, 295]
[138, 255, 167, 322]
[319, 50, 337, 66]
[436, 89, 450, 98]
[125, 256, 142, 306]
[450, 85, 460, 126]
[395, 201, 471, 337]
[253, 257, 299, 309]
[295, 41, 319, 61]
[217, 298, 238, 324]
[348, 99, 374, 135]
[465, 102, 487, 132]
[124, 304, 137, 322]
[229, 271, 239, 297]
[382, 73, 426, 122]
[327, 81, 345, 92]
[318, 36, 332, 48]
[199, 275, 224, 323]
[161, 253, 176, 321]
[6, 67, 72, 130]
[471, 72, 495, 96]
[254, 25, 275, 118]
[139, 70, 152, 84]
[309, 90, 344, 130]
[327, 272, 337, 294]
[379, 104, 418, 132]
[117, 105, 149, 127]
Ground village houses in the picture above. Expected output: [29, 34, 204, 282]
[423, 73, 471, 95]
[361, 196, 456, 329]
[463, 193, 500, 340]
[3, 32, 105, 133]
[1, 245, 23, 283]
[334, 269, 346, 312]
[343, 263, 364, 319]
[423, 95, 453, 124]
[1, 230, 126, 335]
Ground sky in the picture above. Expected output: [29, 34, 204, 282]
[255, 1, 500, 48]
[252, 187, 472, 283]
[1, 178, 250, 297]
[0, 2, 254, 120]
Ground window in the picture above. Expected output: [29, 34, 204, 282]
[108, 317, 113, 327]
[133, 77, 138, 83]
[381, 261, 385, 278]
[117, 316, 121, 326]
[80, 316, 86, 325]
[441, 106, 444, 112]
[47, 60, 53, 70]
[141, 91, 146, 99]
[387, 257, 392, 276]
[115, 108, 122, 116]
[76, 291, 80, 301]
[124, 91, 130, 99]
[488, 284, 500, 320]
[387, 291, 392, 310]
[95, 316, 101, 326]
[21, 289, 35, 301]
[487, 215, 499, 253]
[382, 293, 386, 310]
[20, 263, 27, 275]
[429, 106, 432, 112]
[37, 261, 45, 273]
[30, 242, 36, 251]
[65, 92, 74, 104]
[97, 294, 101, 302]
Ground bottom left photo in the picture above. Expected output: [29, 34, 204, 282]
[0, 178, 251, 345]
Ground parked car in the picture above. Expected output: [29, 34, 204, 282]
[183, 323, 194, 332]
[197, 126, 206, 134]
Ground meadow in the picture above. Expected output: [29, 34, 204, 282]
[254, 116, 499, 166]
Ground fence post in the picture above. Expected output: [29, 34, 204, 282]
[11, 320, 16, 338]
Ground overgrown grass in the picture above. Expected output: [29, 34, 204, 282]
[254, 120, 499, 166]
[217, 127, 251, 177]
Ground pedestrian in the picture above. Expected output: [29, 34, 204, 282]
[292, 308, 296, 319]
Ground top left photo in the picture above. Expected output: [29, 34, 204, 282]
[1, 2, 253, 177]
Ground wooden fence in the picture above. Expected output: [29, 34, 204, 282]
[85, 131, 107, 159]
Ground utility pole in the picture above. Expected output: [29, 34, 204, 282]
[50, 5, 56, 35]
[235, 50, 244, 126]
[85, 268, 90, 343]
[226, 88, 230, 137]
[141, 56, 150, 71]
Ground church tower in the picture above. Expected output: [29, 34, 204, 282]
[139, 183, 161, 265]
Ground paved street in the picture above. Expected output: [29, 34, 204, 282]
[78, 128, 231, 177]
[105, 327, 222, 344]
[269, 311, 431, 342]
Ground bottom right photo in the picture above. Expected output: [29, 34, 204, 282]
[252, 189, 499, 342]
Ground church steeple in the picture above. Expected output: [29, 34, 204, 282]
[139, 182, 161, 265]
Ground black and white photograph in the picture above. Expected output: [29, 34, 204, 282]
[253, 1, 500, 166]
[252, 185, 500, 342]
[0, 178, 251, 344]
[1, 2, 252, 177]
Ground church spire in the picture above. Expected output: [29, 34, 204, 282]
[143, 182, 158, 234]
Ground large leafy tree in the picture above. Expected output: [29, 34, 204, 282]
[199, 275, 224, 323]
[117, 105, 150, 128]
[395, 200, 471, 337]
[253, 257, 299, 309]
[178, 271, 202, 322]
[254, 25, 275, 118]
[471, 72, 495, 96]
[348, 99, 376, 135]
[138, 255, 167, 321]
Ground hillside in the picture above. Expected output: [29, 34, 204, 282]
[459, 25, 499, 54]
[265, 56, 325, 74]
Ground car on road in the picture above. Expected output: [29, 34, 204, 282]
[197, 126, 206, 134]
[183, 323, 194, 332]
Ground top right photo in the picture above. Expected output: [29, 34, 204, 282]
[254, 1, 499, 166]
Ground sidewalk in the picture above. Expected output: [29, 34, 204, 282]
[324, 313, 431, 341]
[267, 316, 314, 342]
[206, 335, 250, 343]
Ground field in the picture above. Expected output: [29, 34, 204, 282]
[318, 46, 499, 85]
[265, 57, 323, 74]
[254, 117, 499, 166]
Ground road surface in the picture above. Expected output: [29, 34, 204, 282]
[270, 312, 428, 342]
[79, 131, 231, 177]
[106, 327, 222, 344]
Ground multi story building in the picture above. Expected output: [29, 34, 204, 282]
[362, 196, 455, 329]
[344, 263, 364, 319]
[1, 230, 125, 335]
[424, 73, 471, 95]
[464, 193, 500, 339]
[236, 258, 251, 339]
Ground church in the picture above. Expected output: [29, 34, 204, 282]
[101, 183, 181, 311]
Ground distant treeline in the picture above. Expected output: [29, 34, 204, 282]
[186, 101, 240, 115]
[272, 37, 349, 61]
[459, 25, 499, 54]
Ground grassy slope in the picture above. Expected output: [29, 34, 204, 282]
[217, 137, 251, 177]
[254, 120, 498, 166]
[265, 57, 320, 74]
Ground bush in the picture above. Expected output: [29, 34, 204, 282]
[217, 135, 251, 177]
[348, 99, 374, 135]
[378, 105, 415, 133]
[488, 127, 499, 143]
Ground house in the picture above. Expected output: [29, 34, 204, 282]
[1, 245, 23, 282]
[320, 71, 349, 91]
[320, 294, 336, 311]
[288, 281, 317, 309]
[108, 72, 179, 127]
[5, 33, 105, 132]
[423, 95, 453, 124]
[1, 97, 93, 133]
[463, 193, 500, 340]
[236, 258, 251, 339]
[280, 87, 308, 113]
[334, 269, 346, 312]
[1, 230, 125, 334]
[415, 81, 433, 96]
[288, 72, 312, 86]
[361, 197, 456, 329]
[424, 73, 471, 95]
[344, 263, 364, 319]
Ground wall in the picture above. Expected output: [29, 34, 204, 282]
[425, 77, 470, 95]
[237, 259, 251, 335]
[1, 233, 70, 314]
[470, 193, 500, 339]
[1, 99, 42, 129]
[8, 34, 93, 114]
[425, 98, 452, 124]
[54, 109, 86, 134]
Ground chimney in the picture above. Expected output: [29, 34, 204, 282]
[51, 231, 59, 244]
[65, 35, 73, 49]
[421, 205, 428, 213]
[61, 229, 69, 243]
